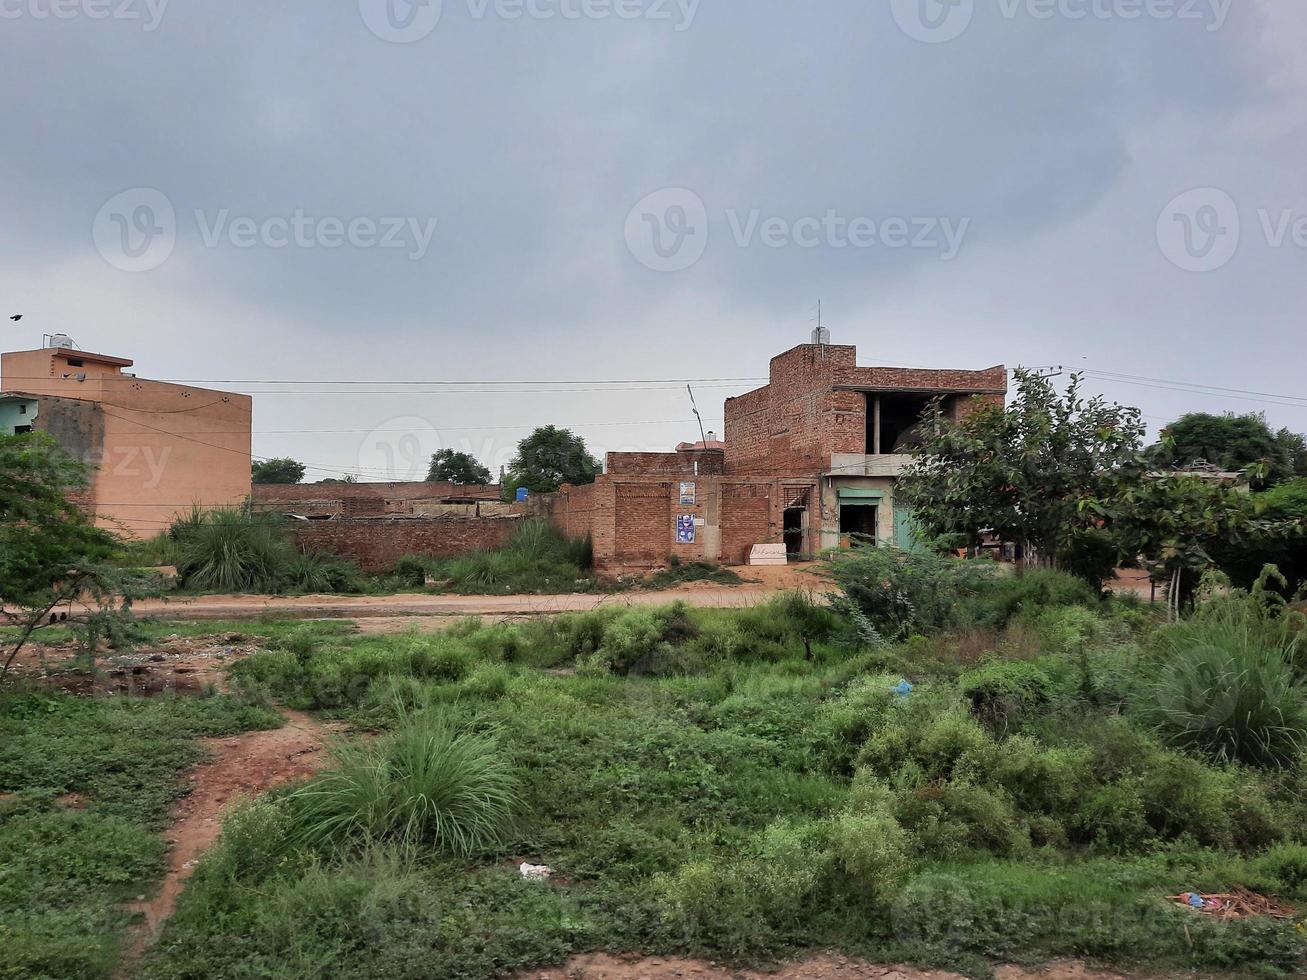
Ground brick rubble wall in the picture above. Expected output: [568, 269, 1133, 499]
[290, 516, 519, 572]
[254, 481, 501, 504]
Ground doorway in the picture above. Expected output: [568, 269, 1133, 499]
[839, 504, 878, 547]
[783, 507, 806, 558]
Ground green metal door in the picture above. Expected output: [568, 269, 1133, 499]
[892, 503, 919, 551]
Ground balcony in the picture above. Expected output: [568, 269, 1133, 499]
[828, 453, 913, 478]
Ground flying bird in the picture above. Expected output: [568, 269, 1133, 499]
[9, 314, 21, 321]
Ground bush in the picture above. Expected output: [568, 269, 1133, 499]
[958, 659, 1061, 735]
[964, 569, 1101, 629]
[831, 545, 997, 642]
[832, 808, 911, 900]
[172, 506, 297, 593]
[287, 712, 521, 854]
[1141, 582, 1307, 768]
[405, 520, 596, 595]
[281, 550, 366, 594]
[1252, 843, 1307, 894]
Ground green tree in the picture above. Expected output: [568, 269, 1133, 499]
[1151, 413, 1307, 488]
[1100, 475, 1266, 617]
[427, 449, 492, 486]
[501, 426, 601, 499]
[897, 370, 1146, 583]
[1, 433, 155, 679]
[252, 457, 306, 485]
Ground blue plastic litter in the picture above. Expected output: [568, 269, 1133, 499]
[1187, 892, 1205, 908]
[893, 679, 914, 699]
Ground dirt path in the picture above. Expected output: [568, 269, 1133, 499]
[115, 566, 830, 624]
[525, 953, 1132, 980]
[117, 708, 335, 972]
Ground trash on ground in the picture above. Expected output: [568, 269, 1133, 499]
[893, 679, 914, 699]
[519, 862, 552, 881]
[1169, 887, 1295, 920]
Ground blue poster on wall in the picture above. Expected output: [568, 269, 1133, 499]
[676, 514, 695, 544]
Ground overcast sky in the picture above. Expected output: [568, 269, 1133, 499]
[2, 0, 1304, 481]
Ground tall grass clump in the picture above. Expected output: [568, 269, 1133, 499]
[170, 506, 365, 594]
[287, 711, 521, 854]
[1141, 568, 1307, 768]
[400, 519, 594, 594]
[172, 506, 296, 592]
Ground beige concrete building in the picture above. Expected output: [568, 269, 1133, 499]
[1, 344, 252, 538]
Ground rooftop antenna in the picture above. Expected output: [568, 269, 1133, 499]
[810, 299, 830, 347]
[686, 384, 708, 447]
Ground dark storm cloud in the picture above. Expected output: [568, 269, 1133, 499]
[1, 1, 1303, 471]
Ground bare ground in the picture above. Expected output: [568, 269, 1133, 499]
[115, 708, 336, 973]
[102, 564, 831, 624]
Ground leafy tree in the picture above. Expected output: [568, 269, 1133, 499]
[252, 457, 306, 485]
[427, 449, 492, 486]
[1100, 475, 1267, 617]
[1, 433, 156, 679]
[1151, 413, 1307, 488]
[897, 370, 1146, 581]
[501, 426, 601, 499]
[1219, 478, 1307, 595]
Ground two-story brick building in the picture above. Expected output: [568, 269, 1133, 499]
[545, 334, 1006, 576]
[1, 341, 252, 538]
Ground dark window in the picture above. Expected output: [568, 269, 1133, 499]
[13, 425, 32, 434]
[18, 404, 26, 414]
[66, 358, 84, 367]
[865, 392, 942, 454]
[839, 504, 878, 541]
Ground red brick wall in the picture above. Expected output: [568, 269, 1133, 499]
[606, 449, 725, 476]
[290, 516, 518, 572]
[721, 482, 775, 564]
[607, 453, 690, 475]
[723, 344, 1007, 476]
[254, 481, 500, 505]
[613, 482, 672, 569]
[547, 482, 597, 540]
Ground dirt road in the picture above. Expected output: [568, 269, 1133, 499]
[123, 566, 829, 624]
[116, 709, 335, 973]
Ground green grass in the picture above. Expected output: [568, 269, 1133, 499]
[395, 519, 599, 595]
[286, 712, 521, 853]
[140, 589, 1307, 979]
[644, 560, 746, 589]
[0, 686, 282, 979]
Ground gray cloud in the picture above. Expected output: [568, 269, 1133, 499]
[2, 0, 1303, 474]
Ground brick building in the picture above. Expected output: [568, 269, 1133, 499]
[544, 336, 1006, 576]
[1, 341, 252, 538]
